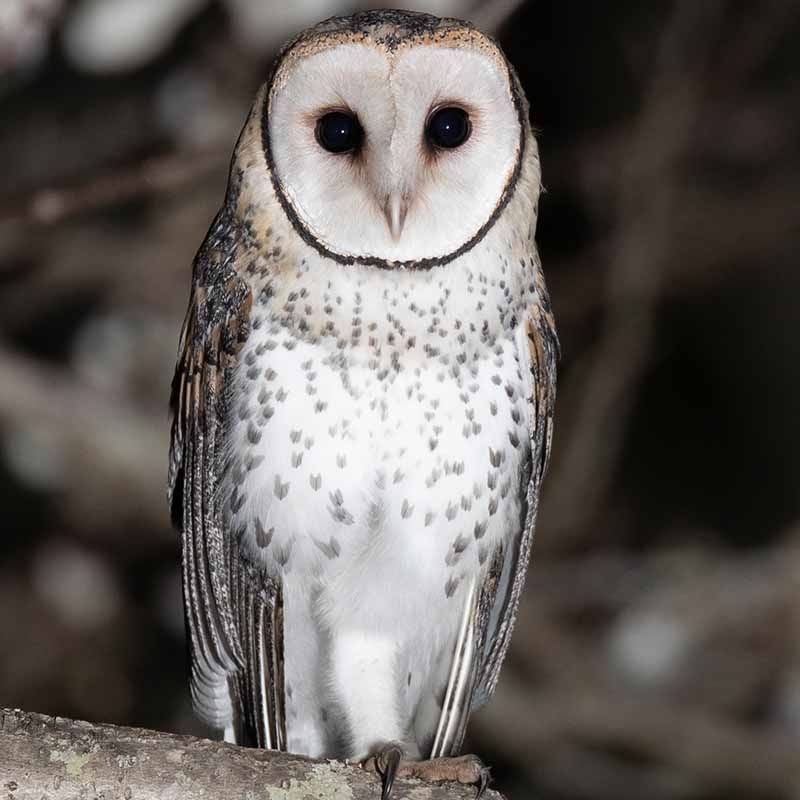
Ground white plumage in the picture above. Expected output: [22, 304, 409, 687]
[168, 9, 557, 782]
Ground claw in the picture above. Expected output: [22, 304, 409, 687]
[378, 745, 403, 800]
[476, 765, 491, 799]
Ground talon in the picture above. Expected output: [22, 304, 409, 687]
[476, 766, 491, 798]
[378, 745, 403, 800]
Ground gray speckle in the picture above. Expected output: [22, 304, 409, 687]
[275, 540, 293, 567]
[274, 475, 290, 500]
[245, 453, 265, 471]
[255, 519, 274, 548]
[488, 495, 499, 516]
[309, 473, 322, 491]
[290, 429, 302, 443]
[291, 451, 303, 468]
[446, 534, 469, 566]
[336, 453, 347, 469]
[474, 520, 488, 540]
[314, 536, 341, 560]
[401, 499, 414, 519]
[424, 511, 435, 527]
[329, 490, 355, 525]
[247, 422, 262, 444]
[445, 575, 461, 598]
[445, 502, 458, 522]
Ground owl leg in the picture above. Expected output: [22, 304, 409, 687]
[329, 629, 407, 756]
[362, 742, 403, 800]
[362, 747, 490, 800]
[396, 754, 490, 794]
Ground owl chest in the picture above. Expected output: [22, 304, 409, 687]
[227, 315, 531, 584]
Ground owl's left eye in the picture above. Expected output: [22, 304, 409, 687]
[315, 111, 363, 154]
[426, 106, 471, 150]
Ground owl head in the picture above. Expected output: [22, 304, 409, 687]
[246, 10, 535, 269]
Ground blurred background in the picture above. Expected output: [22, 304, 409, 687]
[1, 0, 798, 797]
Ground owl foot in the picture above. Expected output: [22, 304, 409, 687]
[363, 745, 490, 799]
[363, 742, 403, 800]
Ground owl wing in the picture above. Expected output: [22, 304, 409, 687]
[168, 209, 286, 749]
[430, 271, 558, 758]
[478, 281, 558, 691]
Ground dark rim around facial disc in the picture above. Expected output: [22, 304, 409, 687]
[259, 19, 527, 271]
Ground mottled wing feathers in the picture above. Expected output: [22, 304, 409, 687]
[168, 210, 286, 745]
[471, 267, 558, 710]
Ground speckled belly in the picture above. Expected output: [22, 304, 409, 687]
[225, 320, 531, 607]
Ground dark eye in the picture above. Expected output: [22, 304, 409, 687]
[315, 111, 363, 154]
[426, 106, 471, 150]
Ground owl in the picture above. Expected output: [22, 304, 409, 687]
[168, 9, 557, 797]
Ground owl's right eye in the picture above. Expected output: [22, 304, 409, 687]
[315, 111, 363, 154]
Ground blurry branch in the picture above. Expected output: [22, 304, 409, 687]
[549, 164, 800, 327]
[0, 148, 229, 228]
[480, 677, 800, 800]
[0, 343, 169, 545]
[541, 0, 792, 550]
[472, 538, 800, 799]
[0, 708, 503, 800]
[713, 1, 800, 89]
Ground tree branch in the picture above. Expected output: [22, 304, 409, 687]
[0, 708, 505, 800]
[0, 148, 229, 228]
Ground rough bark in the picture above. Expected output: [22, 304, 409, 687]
[0, 709, 504, 800]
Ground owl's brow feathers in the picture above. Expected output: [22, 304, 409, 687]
[260, 9, 528, 271]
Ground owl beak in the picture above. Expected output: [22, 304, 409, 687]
[384, 192, 408, 241]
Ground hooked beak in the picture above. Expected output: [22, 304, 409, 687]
[384, 192, 408, 241]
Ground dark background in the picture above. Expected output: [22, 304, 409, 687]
[1, 1, 798, 798]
